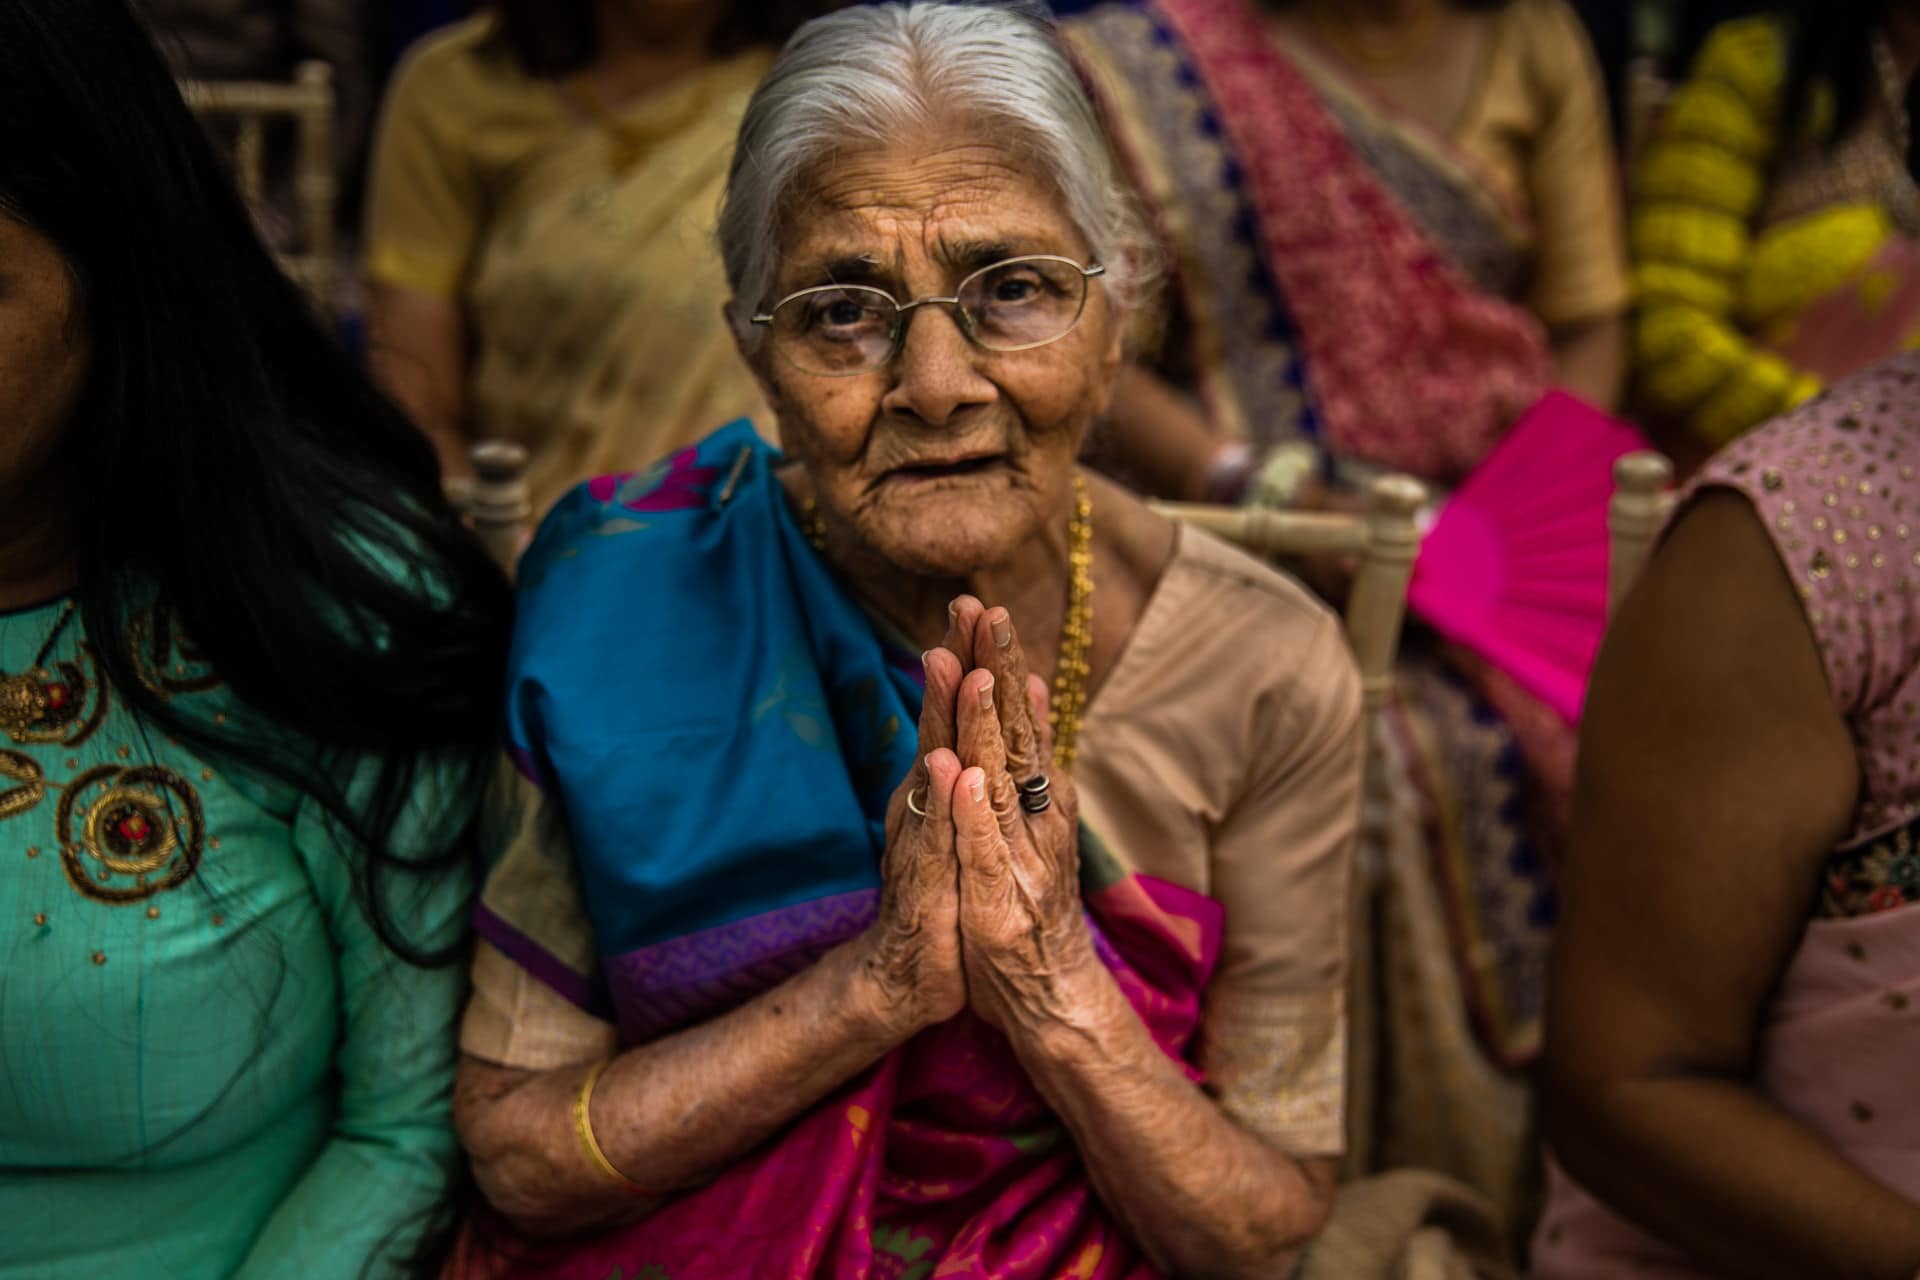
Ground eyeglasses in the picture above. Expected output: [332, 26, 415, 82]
[750, 255, 1106, 377]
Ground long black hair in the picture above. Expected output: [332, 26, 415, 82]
[492, 0, 846, 77]
[0, 0, 513, 962]
[1779, 0, 1919, 166]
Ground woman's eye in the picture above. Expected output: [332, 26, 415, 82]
[991, 275, 1041, 303]
[806, 296, 874, 331]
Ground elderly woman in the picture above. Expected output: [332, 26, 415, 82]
[446, 4, 1364, 1278]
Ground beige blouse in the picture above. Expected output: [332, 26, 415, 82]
[463, 527, 1363, 1157]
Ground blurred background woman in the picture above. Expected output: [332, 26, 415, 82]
[1066, 0, 1630, 1233]
[363, 0, 838, 514]
[1630, 0, 1920, 458]
[0, 1, 510, 1275]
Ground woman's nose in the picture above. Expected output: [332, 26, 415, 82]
[880, 303, 998, 427]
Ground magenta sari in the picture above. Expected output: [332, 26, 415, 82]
[451, 875, 1220, 1280]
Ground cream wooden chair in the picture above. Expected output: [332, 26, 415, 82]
[1607, 451, 1677, 617]
[176, 60, 337, 315]
[1152, 473, 1427, 1173]
[1150, 474, 1428, 716]
[1623, 55, 1673, 174]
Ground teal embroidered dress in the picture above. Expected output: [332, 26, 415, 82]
[0, 597, 472, 1278]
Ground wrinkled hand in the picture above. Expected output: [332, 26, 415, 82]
[859, 646, 968, 1035]
[945, 602, 1097, 1036]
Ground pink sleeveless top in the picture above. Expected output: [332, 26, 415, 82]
[1533, 355, 1920, 1277]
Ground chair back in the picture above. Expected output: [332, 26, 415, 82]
[1623, 55, 1672, 172]
[176, 60, 336, 314]
[1607, 451, 1676, 617]
[1151, 473, 1427, 715]
[464, 441, 533, 578]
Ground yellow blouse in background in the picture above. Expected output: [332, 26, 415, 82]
[1630, 17, 1918, 446]
[363, 16, 774, 515]
[1437, 0, 1631, 330]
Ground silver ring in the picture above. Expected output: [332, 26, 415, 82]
[906, 785, 928, 818]
[1017, 774, 1051, 814]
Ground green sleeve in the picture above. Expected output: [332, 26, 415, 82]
[233, 758, 476, 1279]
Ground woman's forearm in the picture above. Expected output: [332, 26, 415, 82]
[1549, 313, 1626, 412]
[457, 938, 910, 1237]
[1549, 1073, 1920, 1280]
[1099, 365, 1225, 500]
[1005, 963, 1334, 1279]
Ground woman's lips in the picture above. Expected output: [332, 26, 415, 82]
[885, 454, 1006, 481]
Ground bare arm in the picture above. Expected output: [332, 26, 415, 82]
[1008, 961, 1337, 1278]
[1097, 364, 1226, 500]
[943, 605, 1337, 1279]
[458, 652, 975, 1238]
[1549, 313, 1625, 412]
[366, 281, 472, 482]
[1542, 490, 1920, 1278]
[456, 939, 910, 1237]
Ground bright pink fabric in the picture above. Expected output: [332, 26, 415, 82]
[447, 875, 1223, 1280]
[1408, 392, 1647, 724]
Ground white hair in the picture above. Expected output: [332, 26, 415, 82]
[717, 0, 1157, 340]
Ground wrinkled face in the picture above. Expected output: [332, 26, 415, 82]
[0, 215, 86, 504]
[741, 133, 1124, 578]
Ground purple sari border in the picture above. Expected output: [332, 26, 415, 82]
[475, 900, 604, 1015]
[604, 889, 881, 1042]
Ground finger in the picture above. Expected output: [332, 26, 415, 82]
[950, 765, 1012, 884]
[919, 748, 961, 844]
[888, 649, 961, 838]
[1026, 673, 1053, 768]
[954, 668, 1023, 844]
[974, 607, 1044, 786]
[944, 595, 986, 670]
[916, 647, 963, 764]
[892, 751, 960, 902]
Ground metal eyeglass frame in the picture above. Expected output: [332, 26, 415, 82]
[749, 254, 1106, 376]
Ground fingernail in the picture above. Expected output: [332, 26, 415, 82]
[991, 614, 1010, 648]
[967, 770, 985, 802]
[947, 600, 958, 624]
[977, 675, 994, 709]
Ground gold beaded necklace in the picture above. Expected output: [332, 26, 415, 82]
[1049, 475, 1093, 768]
[799, 474, 1094, 769]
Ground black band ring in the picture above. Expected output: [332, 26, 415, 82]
[1017, 774, 1051, 814]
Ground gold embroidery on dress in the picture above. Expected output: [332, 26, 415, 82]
[0, 750, 47, 820]
[1, 644, 109, 744]
[128, 606, 221, 700]
[57, 764, 204, 903]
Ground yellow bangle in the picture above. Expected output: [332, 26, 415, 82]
[572, 1058, 652, 1196]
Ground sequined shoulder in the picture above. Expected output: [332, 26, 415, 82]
[1688, 355, 1920, 837]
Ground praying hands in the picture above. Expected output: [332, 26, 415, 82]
[864, 595, 1097, 1040]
